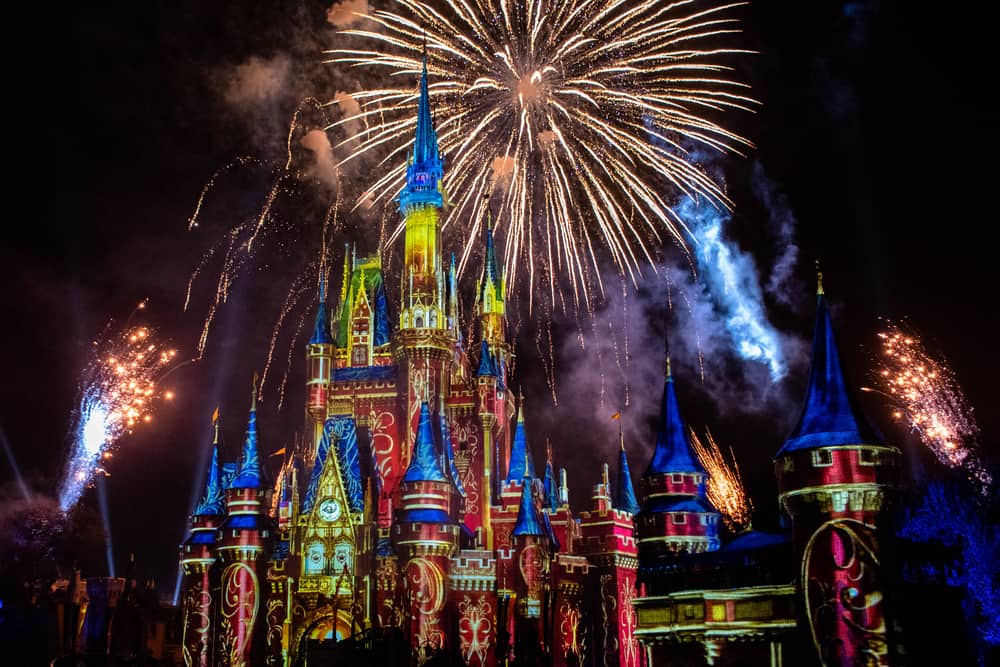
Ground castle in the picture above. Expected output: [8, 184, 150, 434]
[178, 60, 902, 667]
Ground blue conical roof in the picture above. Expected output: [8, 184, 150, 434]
[477, 339, 497, 377]
[480, 215, 501, 295]
[193, 442, 225, 516]
[309, 280, 333, 345]
[440, 406, 466, 497]
[777, 293, 881, 456]
[506, 406, 537, 483]
[614, 442, 641, 514]
[512, 477, 544, 537]
[229, 387, 264, 489]
[403, 402, 448, 483]
[645, 361, 704, 476]
[542, 459, 558, 511]
[399, 56, 444, 212]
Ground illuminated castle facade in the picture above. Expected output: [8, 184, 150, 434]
[178, 61, 902, 667]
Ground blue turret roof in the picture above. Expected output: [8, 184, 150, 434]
[477, 339, 497, 377]
[776, 291, 881, 456]
[439, 408, 466, 497]
[506, 406, 537, 483]
[399, 56, 444, 212]
[645, 360, 704, 476]
[229, 385, 264, 489]
[309, 279, 333, 345]
[513, 478, 545, 537]
[480, 215, 502, 295]
[403, 402, 448, 483]
[614, 440, 641, 514]
[542, 459, 558, 512]
[193, 440, 225, 516]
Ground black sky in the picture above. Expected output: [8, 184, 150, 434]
[2, 0, 997, 589]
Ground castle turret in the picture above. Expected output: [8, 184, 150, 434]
[394, 403, 459, 653]
[307, 277, 333, 431]
[637, 354, 720, 561]
[511, 466, 549, 661]
[774, 276, 900, 667]
[613, 430, 641, 516]
[216, 380, 272, 667]
[577, 459, 640, 667]
[179, 410, 225, 667]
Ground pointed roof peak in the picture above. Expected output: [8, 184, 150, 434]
[614, 443, 641, 515]
[644, 357, 703, 476]
[816, 259, 824, 296]
[403, 402, 448, 483]
[229, 378, 264, 490]
[777, 289, 881, 456]
[309, 274, 334, 345]
[512, 474, 544, 537]
[194, 416, 226, 516]
[476, 339, 497, 377]
[506, 403, 536, 483]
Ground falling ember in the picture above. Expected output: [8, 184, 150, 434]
[689, 428, 751, 531]
[867, 322, 992, 492]
[328, 0, 755, 308]
[58, 308, 180, 512]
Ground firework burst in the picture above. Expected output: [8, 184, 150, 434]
[689, 427, 750, 531]
[58, 304, 179, 511]
[867, 322, 992, 492]
[328, 0, 755, 309]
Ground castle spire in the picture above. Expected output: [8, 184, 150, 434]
[542, 439, 558, 511]
[613, 425, 640, 515]
[447, 253, 459, 331]
[476, 339, 496, 377]
[506, 398, 536, 483]
[399, 54, 444, 212]
[512, 471, 544, 537]
[193, 408, 225, 516]
[776, 281, 880, 456]
[229, 375, 264, 489]
[645, 341, 703, 476]
[403, 402, 448, 483]
[309, 272, 333, 345]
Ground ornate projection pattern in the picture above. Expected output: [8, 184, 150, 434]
[407, 557, 447, 649]
[458, 594, 493, 665]
[219, 562, 259, 667]
[803, 519, 889, 667]
[181, 577, 211, 667]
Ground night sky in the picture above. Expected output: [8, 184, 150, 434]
[2, 0, 997, 591]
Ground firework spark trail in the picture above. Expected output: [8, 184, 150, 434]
[327, 0, 755, 309]
[868, 322, 992, 491]
[187, 156, 261, 231]
[689, 428, 751, 531]
[59, 307, 178, 511]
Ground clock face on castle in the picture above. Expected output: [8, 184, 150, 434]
[319, 498, 342, 522]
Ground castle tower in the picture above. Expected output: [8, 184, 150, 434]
[396, 56, 457, 471]
[179, 411, 225, 667]
[306, 278, 333, 440]
[578, 459, 641, 667]
[510, 467, 550, 663]
[774, 277, 900, 667]
[393, 402, 460, 653]
[637, 354, 720, 561]
[216, 381, 272, 667]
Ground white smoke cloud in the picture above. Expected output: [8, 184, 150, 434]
[300, 129, 339, 189]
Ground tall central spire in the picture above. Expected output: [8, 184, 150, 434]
[399, 55, 444, 213]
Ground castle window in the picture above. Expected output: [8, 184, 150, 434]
[812, 449, 833, 467]
[783, 458, 795, 473]
[671, 473, 684, 485]
[672, 513, 687, 525]
[859, 449, 879, 466]
[430, 309, 438, 328]
[352, 346, 368, 366]
[700, 515, 707, 525]
[415, 316, 424, 328]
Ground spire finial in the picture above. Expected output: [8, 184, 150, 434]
[618, 414, 625, 451]
[212, 405, 220, 445]
[601, 462, 609, 488]
[251, 372, 259, 411]
[546, 437, 553, 464]
[816, 260, 824, 296]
